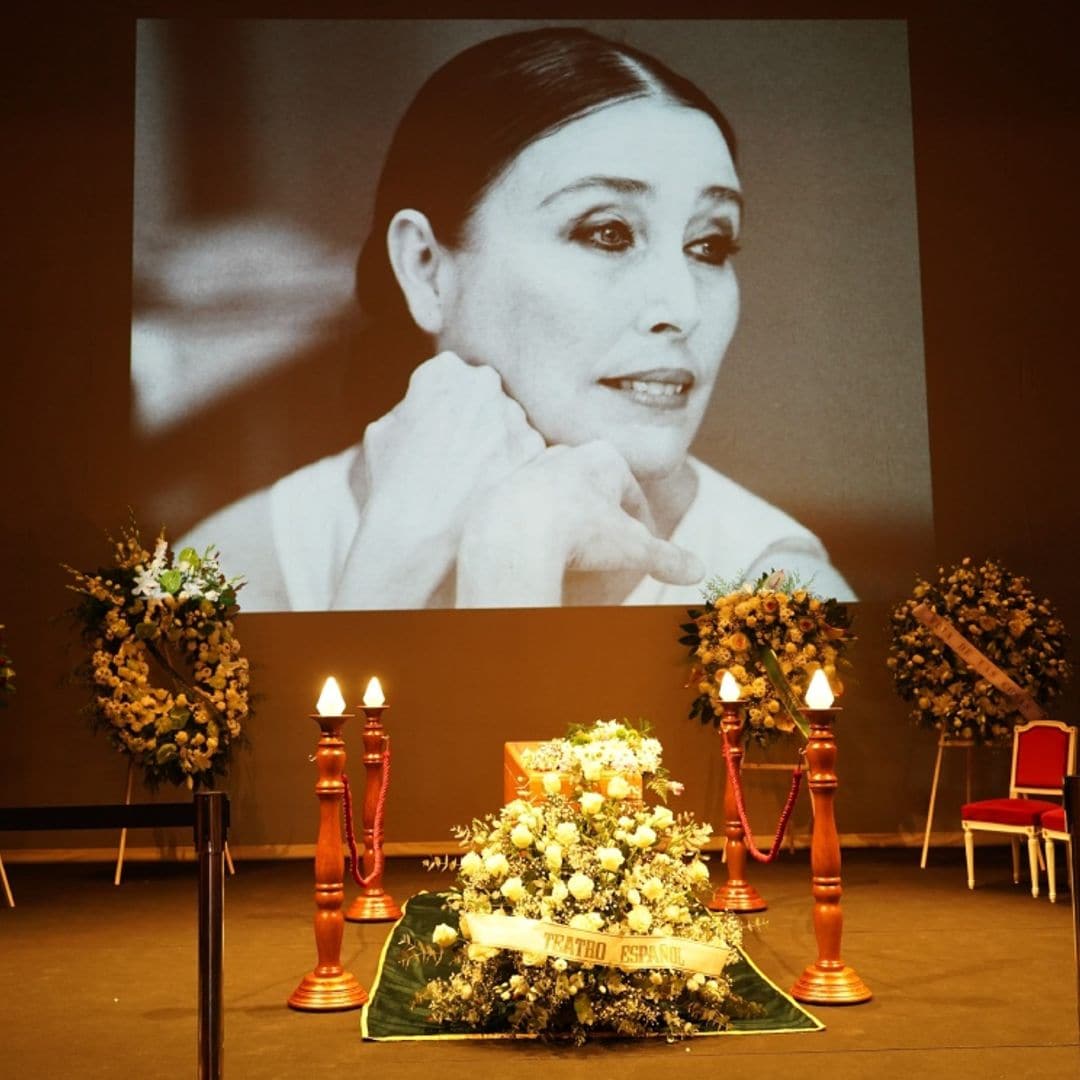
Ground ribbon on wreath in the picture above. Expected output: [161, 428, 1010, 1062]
[911, 603, 1046, 722]
[461, 912, 734, 977]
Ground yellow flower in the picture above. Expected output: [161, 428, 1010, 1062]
[597, 846, 625, 872]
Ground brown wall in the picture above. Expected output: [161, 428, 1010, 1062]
[3, 2, 1079, 855]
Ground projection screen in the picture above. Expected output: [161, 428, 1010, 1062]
[132, 19, 931, 611]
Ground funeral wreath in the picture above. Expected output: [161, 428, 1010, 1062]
[888, 557, 1070, 744]
[66, 521, 250, 788]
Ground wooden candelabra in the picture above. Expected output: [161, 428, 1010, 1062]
[345, 700, 401, 923]
[790, 706, 872, 1004]
[708, 699, 767, 913]
[288, 711, 368, 1011]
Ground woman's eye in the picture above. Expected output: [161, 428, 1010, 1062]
[686, 234, 741, 266]
[572, 220, 634, 252]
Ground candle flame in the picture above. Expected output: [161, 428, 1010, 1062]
[805, 669, 835, 709]
[363, 676, 386, 708]
[719, 670, 741, 702]
[316, 676, 346, 716]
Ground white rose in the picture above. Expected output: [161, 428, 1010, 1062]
[650, 806, 674, 830]
[582, 759, 602, 782]
[689, 859, 710, 883]
[580, 792, 604, 816]
[545, 843, 564, 871]
[630, 825, 657, 848]
[467, 944, 498, 962]
[627, 905, 653, 933]
[550, 880, 569, 904]
[542, 771, 563, 796]
[555, 822, 579, 847]
[568, 872, 595, 900]
[569, 913, 593, 931]
[642, 876, 664, 901]
[511, 823, 534, 849]
[500, 876, 526, 902]
[664, 903, 687, 922]
[459, 851, 483, 877]
[485, 853, 510, 879]
[432, 923, 458, 948]
[605, 775, 631, 800]
[597, 846, 625, 872]
[505, 799, 529, 818]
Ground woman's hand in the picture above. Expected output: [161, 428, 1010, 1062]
[455, 440, 704, 606]
[333, 351, 545, 608]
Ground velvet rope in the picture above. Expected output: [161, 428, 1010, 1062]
[342, 736, 391, 888]
[722, 741, 804, 863]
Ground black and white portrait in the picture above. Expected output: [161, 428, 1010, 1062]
[132, 19, 930, 611]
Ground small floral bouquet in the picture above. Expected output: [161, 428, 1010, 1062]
[888, 557, 1070, 744]
[681, 570, 853, 744]
[413, 720, 753, 1043]
[521, 718, 672, 798]
[65, 520, 251, 788]
[0, 624, 14, 703]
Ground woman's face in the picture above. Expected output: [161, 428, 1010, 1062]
[436, 96, 742, 480]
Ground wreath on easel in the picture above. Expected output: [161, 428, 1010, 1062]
[679, 570, 854, 864]
[66, 520, 250, 789]
[680, 569, 854, 743]
[888, 557, 1070, 745]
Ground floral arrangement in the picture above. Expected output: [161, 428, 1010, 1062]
[0, 624, 14, 703]
[521, 718, 666, 791]
[413, 720, 752, 1043]
[888, 557, 1070, 744]
[66, 522, 250, 789]
[681, 570, 853, 744]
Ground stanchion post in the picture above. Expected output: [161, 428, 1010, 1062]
[791, 672, 872, 1005]
[1064, 775, 1080, 1044]
[195, 791, 228, 1080]
[708, 684, 767, 913]
[288, 698, 368, 1011]
[346, 682, 401, 922]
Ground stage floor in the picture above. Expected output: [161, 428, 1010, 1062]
[1, 848, 1076, 1079]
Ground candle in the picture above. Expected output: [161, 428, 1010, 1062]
[719, 670, 741, 703]
[363, 676, 386, 708]
[805, 669, 835, 709]
[316, 677, 346, 716]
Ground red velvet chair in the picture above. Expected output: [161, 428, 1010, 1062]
[961, 720, 1077, 898]
[1040, 806, 1072, 903]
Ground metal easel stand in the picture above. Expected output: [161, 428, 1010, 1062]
[0, 850, 13, 907]
[920, 735, 974, 868]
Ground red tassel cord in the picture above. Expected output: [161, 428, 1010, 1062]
[722, 741, 804, 863]
[342, 736, 391, 888]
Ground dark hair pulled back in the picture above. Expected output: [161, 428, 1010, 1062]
[355, 27, 736, 353]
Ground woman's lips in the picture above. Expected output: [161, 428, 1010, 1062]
[598, 368, 695, 409]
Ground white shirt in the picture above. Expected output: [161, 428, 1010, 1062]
[181, 447, 854, 611]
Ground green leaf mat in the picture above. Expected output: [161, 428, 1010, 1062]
[361, 892, 824, 1041]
